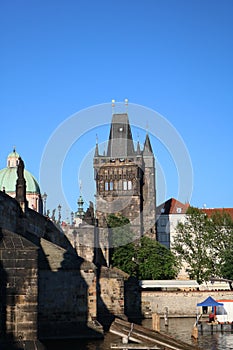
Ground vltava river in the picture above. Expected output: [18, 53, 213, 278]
[44, 318, 233, 350]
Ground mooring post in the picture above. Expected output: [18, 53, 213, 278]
[191, 325, 198, 339]
[152, 313, 160, 332]
[122, 336, 128, 350]
[164, 306, 169, 326]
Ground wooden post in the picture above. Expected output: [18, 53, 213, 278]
[191, 326, 198, 339]
[122, 336, 128, 350]
[122, 337, 128, 344]
[164, 307, 169, 326]
[152, 313, 160, 332]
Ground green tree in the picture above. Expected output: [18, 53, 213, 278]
[136, 236, 178, 280]
[112, 236, 178, 280]
[207, 211, 233, 287]
[172, 207, 233, 285]
[106, 213, 134, 247]
[108, 214, 178, 280]
[111, 242, 137, 276]
[172, 207, 213, 284]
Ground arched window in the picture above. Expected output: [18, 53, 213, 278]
[118, 180, 123, 190]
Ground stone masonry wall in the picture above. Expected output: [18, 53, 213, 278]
[38, 240, 98, 339]
[97, 267, 126, 328]
[141, 290, 233, 318]
[38, 270, 90, 338]
[0, 230, 38, 341]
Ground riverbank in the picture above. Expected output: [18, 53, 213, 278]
[141, 290, 233, 318]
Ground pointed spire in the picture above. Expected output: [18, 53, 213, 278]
[95, 134, 99, 157]
[143, 134, 153, 155]
[76, 181, 85, 219]
[136, 141, 141, 155]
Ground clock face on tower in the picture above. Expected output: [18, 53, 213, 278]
[118, 126, 124, 132]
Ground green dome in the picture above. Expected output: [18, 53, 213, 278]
[0, 167, 41, 194]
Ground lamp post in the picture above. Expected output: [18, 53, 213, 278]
[42, 192, 47, 216]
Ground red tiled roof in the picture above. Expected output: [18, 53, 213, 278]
[157, 198, 190, 215]
[201, 208, 233, 220]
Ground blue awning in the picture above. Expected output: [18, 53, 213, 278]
[197, 296, 223, 307]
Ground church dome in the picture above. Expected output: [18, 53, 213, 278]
[0, 167, 40, 194]
[0, 148, 42, 212]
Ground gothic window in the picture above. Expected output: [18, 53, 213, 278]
[105, 182, 108, 191]
[121, 180, 133, 191]
[110, 181, 113, 191]
[118, 180, 123, 190]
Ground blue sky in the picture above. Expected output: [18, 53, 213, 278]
[1, 0, 233, 217]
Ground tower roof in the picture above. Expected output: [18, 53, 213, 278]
[107, 113, 135, 158]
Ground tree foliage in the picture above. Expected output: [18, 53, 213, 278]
[111, 242, 137, 277]
[208, 211, 233, 284]
[172, 207, 233, 285]
[136, 236, 179, 280]
[106, 213, 134, 247]
[111, 235, 178, 280]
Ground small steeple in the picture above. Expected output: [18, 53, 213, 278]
[94, 134, 99, 157]
[143, 134, 153, 155]
[77, 195, 85, 219]
[76, 181, 85, 219]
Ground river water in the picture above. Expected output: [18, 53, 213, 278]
[43, 318, 233, 350]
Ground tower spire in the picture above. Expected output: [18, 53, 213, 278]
[143, 133, 153, 154]
[95, 134, 99, 157]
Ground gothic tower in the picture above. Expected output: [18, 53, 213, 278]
[93, 112, 156, 241]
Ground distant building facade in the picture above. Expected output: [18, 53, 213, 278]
[156, 198, 190, 249]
